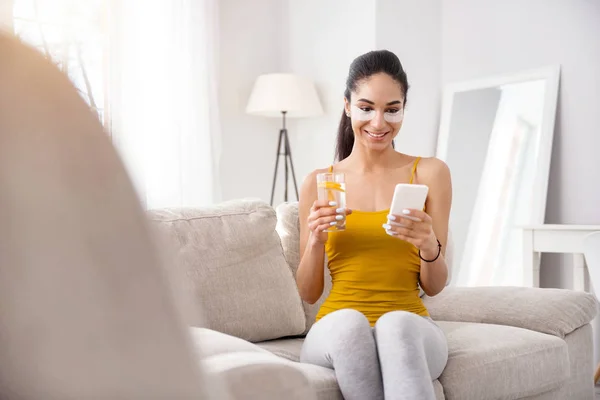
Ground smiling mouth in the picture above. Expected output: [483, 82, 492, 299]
[364, 130, 389, 139]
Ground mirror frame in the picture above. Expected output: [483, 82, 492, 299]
[435, 65, 561, 285]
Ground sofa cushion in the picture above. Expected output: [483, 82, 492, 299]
[287, 362, 343, 400]
[236, 347, 445, 400]
[149, 199, 306, 342]
[438, 321, 568, 399]
[203, 351, 318, 400]
[276, 202, 332, 334]
[189, 327, 273, 358]
[257, 337, 305, 362]
[256, 320, 568, 400]
[424, 286, 598, 338]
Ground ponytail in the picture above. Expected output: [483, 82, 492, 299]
[335, 107, 353, 162]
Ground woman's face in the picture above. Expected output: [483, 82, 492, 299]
[344, 72, 405, 153]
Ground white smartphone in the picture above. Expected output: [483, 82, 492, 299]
[389, 184, 429, 221]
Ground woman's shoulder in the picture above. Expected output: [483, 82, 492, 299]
[303, 166, 332, 184]
[393, 153, 448, 173]
[417, 156, 449, 171]
[312, 165, 334, 176]
[415, 156, 451, 184]
[299, 166, 333, 200]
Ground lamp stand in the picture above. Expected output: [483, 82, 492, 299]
[270, 111, 299, 206]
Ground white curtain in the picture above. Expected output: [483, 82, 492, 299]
[0, 0, 14, 32]
[109, 0, 221, 209]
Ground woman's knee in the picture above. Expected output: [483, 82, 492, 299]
[319, 308, 369, 325]
[301, 309, 373, 364]
[311, 309, 372, 342]
[375, 312, 448, 379]
[375, 311, 422, 340]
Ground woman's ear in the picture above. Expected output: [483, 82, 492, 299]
[343, 97, 350, 116]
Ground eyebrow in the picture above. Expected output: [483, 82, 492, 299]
[357, 98, 403, 106]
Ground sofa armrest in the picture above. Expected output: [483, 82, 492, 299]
[203, 351, 317, 400]
[423, 286, 598, 338]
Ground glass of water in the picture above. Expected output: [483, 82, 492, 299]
[317, 172, 346, 232]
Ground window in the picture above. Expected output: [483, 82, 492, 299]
[13, 0, 108, 126]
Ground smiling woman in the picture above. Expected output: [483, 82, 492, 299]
[335, 51, 410, 162]
[296, 50, 452, 400]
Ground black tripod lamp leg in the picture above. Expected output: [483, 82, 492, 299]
[284, 130, 300, 200]
[270, 130, 284, 206]
[284, 130, 289, 202]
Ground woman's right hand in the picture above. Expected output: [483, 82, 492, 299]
[307, 200, 352, 244]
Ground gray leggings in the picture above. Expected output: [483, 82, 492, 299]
[300, 308, 448, 400]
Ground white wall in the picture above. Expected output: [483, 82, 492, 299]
[284, 0, 376, 200]
[218, 0, 286, 202]
[375, 0, 442, 157]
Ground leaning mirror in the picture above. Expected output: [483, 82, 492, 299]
[436, 66, 560, 287]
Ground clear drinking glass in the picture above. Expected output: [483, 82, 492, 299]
[317, 172, 346, 232]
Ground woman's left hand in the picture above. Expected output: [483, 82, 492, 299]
[382, 209, 439, 257]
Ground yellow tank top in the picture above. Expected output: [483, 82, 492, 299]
[315, 157, 429, 326]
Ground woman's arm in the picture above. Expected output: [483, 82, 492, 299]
[295, 171, 327, 304]
[384, 158, 452, 296]
[417, 159, 452, 296]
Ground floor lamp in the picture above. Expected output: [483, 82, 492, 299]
[246, 73, 323, 206]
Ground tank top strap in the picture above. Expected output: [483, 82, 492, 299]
[328, 165, 333, 173]
[409, 157, 421, 184]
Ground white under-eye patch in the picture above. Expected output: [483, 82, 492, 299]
[350, 105, 375, 121]
[384, 108, 404, 123]
[350, 105, 404, 123]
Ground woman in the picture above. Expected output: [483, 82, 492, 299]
[296, 50, 451, 400]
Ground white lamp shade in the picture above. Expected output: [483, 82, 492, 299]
[246, 73, 324, 118]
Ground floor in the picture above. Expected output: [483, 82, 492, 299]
[596, 385, 600, 399]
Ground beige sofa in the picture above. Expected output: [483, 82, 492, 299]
[149, 199, 599, 400]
